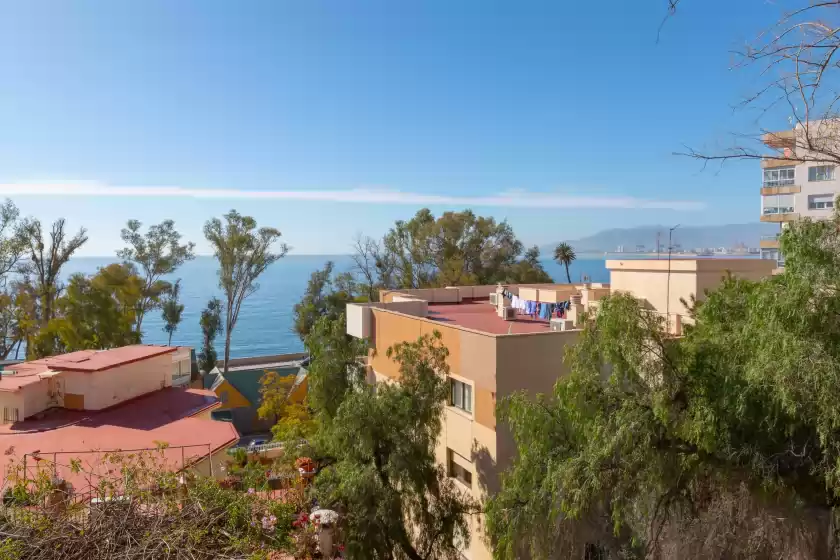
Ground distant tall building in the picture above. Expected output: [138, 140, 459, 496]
[761, 120, 840, 266]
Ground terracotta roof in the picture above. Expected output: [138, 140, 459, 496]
[0, 345, 178, 392]
[426, 301, 553, 335]
[0, 387, 238, 489]
[27, 345, 178, 372]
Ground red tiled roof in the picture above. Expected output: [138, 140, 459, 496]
[426, 301, 553, 335]
[0, 345, 178, 392]
[27, 345, 177, 372]
[0, 387, 238, 489]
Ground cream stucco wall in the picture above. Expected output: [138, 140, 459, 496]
[21, 379, 52, 418]
[0, 391, 23, 423]
[189, 445, 233, 479]
[62, 353, 172, 410]
[607, 259, 775, 325]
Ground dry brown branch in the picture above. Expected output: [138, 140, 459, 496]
[676, 1, 840, 166]
[0, 451, 296, 560]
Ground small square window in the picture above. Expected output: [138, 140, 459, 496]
[808, 165, 835, 182]
[449, 379, 472, 413]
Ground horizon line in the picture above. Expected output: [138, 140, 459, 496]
[0, 182, 707, 211]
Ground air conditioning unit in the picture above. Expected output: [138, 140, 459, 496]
[489, 293, 499, 306]
[550, 318, 575, 331]
[502, 306, 516, 321]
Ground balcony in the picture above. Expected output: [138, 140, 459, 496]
[762, 129, 796, 149]
[761, 210, 798, 223]
[760, 184, 800, 195]
[760, 234, 780, 249]
[761, 157, 801, 169]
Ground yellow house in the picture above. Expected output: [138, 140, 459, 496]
[206, 365, 308, 434]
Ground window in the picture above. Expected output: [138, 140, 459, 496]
[809, 194, 835, 210]
[763, 167, 795, 187]
[447, 449, 473, 488]
[762, 193, 795, 215]
[808, 165, 835, 182]
[450, 379, 472, 413]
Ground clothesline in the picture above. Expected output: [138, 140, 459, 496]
[500, 289, 571, 320]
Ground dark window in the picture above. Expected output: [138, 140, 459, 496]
[448, 449, 472, 488]
[449, 379, 472, 413]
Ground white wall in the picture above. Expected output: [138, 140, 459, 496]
[21, 379, 51, 418]
[0, 391, 23, 423]
[63, 354, 172, 410]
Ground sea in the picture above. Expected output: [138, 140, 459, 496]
[56, 254, 745, 358]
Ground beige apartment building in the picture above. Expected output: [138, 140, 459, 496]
[346, 258, 775, 560]
[761, 120, 840, 265]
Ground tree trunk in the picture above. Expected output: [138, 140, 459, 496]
[168, 331, 173, 346]
[565, 262, 572, 283]
[223, 330, 232, 373]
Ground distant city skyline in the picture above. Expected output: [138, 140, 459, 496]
[0, 0, 784, 256]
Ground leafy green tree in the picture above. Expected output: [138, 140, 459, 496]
[160, 279, 184, 346]
[553, 242, 576, 283]
[0, 199, 25, 282]
[204, 210, 287, 373]
[18, 218, 88, 325]
[293, 261, 361, 342]
[257, 370, 314, 443]
[29, 263, 143, 358]
[198, 297, 223, 373]
[486, 210, 840, 558]
[356, 208, 552, 290]
[505, 245, 553, 284]
[0, 200, 29, 358]
[304, 313, 368, 423]
[117, 219, 195, 333]
[313, 332, 476, 560]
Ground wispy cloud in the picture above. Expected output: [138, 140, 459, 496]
[0, 182, 706, 211]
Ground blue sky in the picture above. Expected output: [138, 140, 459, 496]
[0, 0, 784, 255]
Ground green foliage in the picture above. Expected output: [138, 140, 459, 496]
[257, 369, 315, 443]
[198, 297, 223, 373]
[304, 314, 368, 424]
[29, 263, 143, 358]
[117, 219, 195, 333]
[553, 241, 576, 283]
[487, 210, 840, 558]
[160, 279, 185, 345]
[293, 261, 362, 342]
[312, 332, 475, 560]
[204, 210, 288, 372]
[355, 208, 552, 292]
[18, 217, 88, 325]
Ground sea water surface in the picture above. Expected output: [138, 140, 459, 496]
[57, 254, 723, 358]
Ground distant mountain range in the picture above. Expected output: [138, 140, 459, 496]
[541, 223, 779, 254]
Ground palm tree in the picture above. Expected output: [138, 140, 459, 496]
[553, 242, 576, 283]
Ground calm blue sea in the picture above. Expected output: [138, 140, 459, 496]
[55, 254, 710, 357]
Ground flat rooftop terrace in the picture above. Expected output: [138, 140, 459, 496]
[425, 300, 553, 335]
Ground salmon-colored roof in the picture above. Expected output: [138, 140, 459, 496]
[0, 387, 238, 489]
[426, 301, 553, 335]
[0, 345, 178, 392]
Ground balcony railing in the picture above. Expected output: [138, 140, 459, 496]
[760, 234, 781, 241]
[762, 207, 795, 215]
[762, 178, 796, 188]
[226, 441, 285, 455]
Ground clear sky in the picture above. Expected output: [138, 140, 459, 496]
[0, 0, 785, 256]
